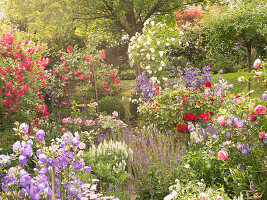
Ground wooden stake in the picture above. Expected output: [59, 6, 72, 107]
[52, 166, 55, 200]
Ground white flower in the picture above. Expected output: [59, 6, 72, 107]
[164, 194, 174, 200]
[158, 67, 162, 71]
[184, 164, 190, 168]
[150, 77, 157, 83]
[146, 53, 150, 60]
[146, 65, 150, 70]
[150, 21, 155, 26]
[161, 61, 166, 66]
[150, 48, 155, 53]
[171, 38, 175, 42]
[159, 51, 164, 58]
[162, 77, 168, 82]
[147, 70, 152, 74]
[157, 41, 160, 45]
[180, 31, 184, 35]
[238, 76, 245, 83]
[166, 43, 170, 46]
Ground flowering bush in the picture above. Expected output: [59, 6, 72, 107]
[0, 123, 118, 199]
[187, 91, 267, 198]
[0, 25, 50, 123]
[128, 17, 181, 80]
[139, 68, 232, 134]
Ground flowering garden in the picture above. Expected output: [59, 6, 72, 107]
[0, 1, 266, 200]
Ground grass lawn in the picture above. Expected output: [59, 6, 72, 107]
[212, 72, 266, 99]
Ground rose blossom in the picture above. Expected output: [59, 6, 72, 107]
[218, 150, 228, 161]
[93, 102, 98, 107]
[76, 118, 82, 123]
[112, 111, 118, 117]
[218, 116, 226, 126]
[253, 59, 261, 69]
[259, 131, 265, 139]
[79, 142, 86, 149]
[254, 105, 266, 115]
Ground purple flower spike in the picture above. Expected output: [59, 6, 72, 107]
[263, 93, 267, 101]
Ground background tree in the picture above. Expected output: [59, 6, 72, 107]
[204, 1, 267, 92]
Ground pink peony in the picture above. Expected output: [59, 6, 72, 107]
[254, 105, 266, 115]
[218, 116, 226, 126]
[253, 59, 261, 69]
[218, 150, 228, 161]
[259, 131, 265, 139]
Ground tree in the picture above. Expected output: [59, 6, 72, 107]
[205, 1, 267, 92]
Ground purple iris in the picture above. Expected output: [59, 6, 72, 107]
[36, 130, 45, 142]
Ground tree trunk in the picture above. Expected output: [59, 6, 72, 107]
[246, 45, 252, 94]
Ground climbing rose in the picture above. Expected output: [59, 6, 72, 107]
[218, 116, 226, 126]
[259, 132, 265, 139]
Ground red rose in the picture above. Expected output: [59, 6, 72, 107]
[178, 124, 188, 133]
[110, 72, 117, 78]
[254, 105, 266, 115]
[205, 81, 211, 87]
[184, 113, 192, 121]
[114, 78, 120, 84]
[199, 114, 209, 122]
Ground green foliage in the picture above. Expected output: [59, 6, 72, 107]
[204, 1, 267, 69]
[98, 96, 125, 119]
[119, 69, 135, 80]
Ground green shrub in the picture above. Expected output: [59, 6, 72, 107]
[119, 69, 136, 80]
[98, 96, 125, 119]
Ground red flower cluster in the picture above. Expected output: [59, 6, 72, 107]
[178, 124, 188, 133]
[184, 112, 197, 122]
[0, 29, 50, 116]
[199, 113, 209, 122]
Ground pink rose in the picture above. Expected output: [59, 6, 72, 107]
[67, 46, 72, 53]
[112, 111, 118, 117]
[61, 128, 66, 132]
[76, 118, 82, 123]
[255, 71, 263, 77]
[85, 56, 91, 62]
[93, 102, 98, 107]
[217, 196, 223, 200]
[218, 150, 228, 161]
[62, 118, 68, 124]
[218, 116, 226, 126]
[254, 105, 266, 115]
[253, 59, 261, 69]
[79, 142, 86, 149]
[259, 131, 265, 139]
